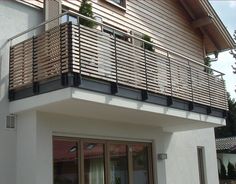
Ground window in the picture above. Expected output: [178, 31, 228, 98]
[53, 137, 154, 184]
[103, 26, 129, 41]
[197, 147, 206, 184]
[61, 13, 78, 25]
[105, 0, 126, 9]
[111, 0, 125, 6]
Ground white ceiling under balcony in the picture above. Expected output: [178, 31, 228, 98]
[9, 87, 225, 132]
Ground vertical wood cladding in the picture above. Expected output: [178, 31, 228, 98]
[19, 0, 204, 63]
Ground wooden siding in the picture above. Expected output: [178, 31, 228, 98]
[18, 0, 204, 63]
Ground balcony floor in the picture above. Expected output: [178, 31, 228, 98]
[9, 76, 226, 132]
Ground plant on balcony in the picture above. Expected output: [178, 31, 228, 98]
[142, 34, 154, 52]
[204, 56, 213, 74]
[79, 0, 95, 28]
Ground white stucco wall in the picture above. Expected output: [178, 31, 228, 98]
[165, 128, 219, 184]
[15, 111, 219, 184]
[0, 1, 43, 184]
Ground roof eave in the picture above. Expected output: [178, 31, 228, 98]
[200, 0, 235, 51]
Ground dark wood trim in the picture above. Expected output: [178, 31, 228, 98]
[106, 143, 111, 184]
[148, 143, 154, 184]
[80, 140, 84, 184]
[77, 140, 80, 184]
[53, 136, 154, 184]
[128, 144, 133, 184]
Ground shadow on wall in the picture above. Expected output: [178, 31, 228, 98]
[0, 41, 10, 129]
[0, 43, 10, 101]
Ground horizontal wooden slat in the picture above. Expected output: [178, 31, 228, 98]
[9, 23, 228, 110]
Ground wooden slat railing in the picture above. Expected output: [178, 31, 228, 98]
[9, 24, 70, 90]
[9, 22, 228, 111]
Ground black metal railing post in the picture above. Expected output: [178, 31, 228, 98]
[222, 75, 228, 117]
[188, 61, 194, 111]
[207, 73, 212, 114]
[8, 43, 15, 101]
[167, 51, 173, 106]
[32, 35, 39, 94]
[78, 18, 82, 83]
[141, 46, 148, 101]
[111, 33, 118, 94]
[59, 23, 63, 80]
[61, 22, 72, 86]
[73, 17, 82, 86]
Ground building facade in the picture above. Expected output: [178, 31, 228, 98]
[0, 0, 235, 184]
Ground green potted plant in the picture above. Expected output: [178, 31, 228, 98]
[79, 0, 95, 28]
[142, 34, 154, 52]
[204, 56, 213, 74]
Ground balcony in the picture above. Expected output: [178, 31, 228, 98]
[8, 13, 228, 118]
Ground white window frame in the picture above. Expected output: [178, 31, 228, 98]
[105, 0, 127, 11]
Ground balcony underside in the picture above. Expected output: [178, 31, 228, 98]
[9, 22, 228, 119]
[9, 86, 226, 132]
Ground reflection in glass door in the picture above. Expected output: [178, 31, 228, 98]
[132, 144, 149, 184]
[83, 142, 105, 184]
[109, 144, 128, 184]
[53, 139, 79, 184]
[53, 137, 153, 184]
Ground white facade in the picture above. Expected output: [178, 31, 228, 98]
[10, 88, 220, 184]
[0, 1, 43, 184]
[0, 1, 224, 184]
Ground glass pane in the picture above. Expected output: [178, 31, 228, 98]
[61, 15, 78, 25]
[112, 0, 123, 6]
[132, 144, 149, 184]
[197, 147, 206, 184]
[109, 144, 128, 184]
[84, 143, 105, 184]
[53, 139, 79, 184]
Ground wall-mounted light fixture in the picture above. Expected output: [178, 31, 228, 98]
[158, 153, 167, 160]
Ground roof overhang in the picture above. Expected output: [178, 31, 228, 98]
[179, 0, 235, 54]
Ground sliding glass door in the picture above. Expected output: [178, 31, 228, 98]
[53, 139, 79, 184]
[109, 144, 128, 184]
[83, 142, 105, 184]
[53, 137, 153, 184]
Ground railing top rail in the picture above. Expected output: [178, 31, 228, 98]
[8, 10, 225, 76]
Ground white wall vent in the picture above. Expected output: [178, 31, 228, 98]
[6, 114, 17, 130]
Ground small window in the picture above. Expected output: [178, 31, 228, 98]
[111, 0, 125, 6]
[103, 26, 130, 42]
[61, 8, 78, 25]
[105, 0, 126, 9]
[197, 147, 206, 184]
